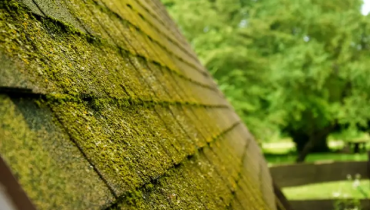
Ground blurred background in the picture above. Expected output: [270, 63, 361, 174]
[161, 0, 370, 205]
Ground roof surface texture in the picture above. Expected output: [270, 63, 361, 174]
[0, 0, 276, 209]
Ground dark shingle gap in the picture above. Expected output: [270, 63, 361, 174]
[0, 87, 42, 97]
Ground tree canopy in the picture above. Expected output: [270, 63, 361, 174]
[162, 0, 370, 158]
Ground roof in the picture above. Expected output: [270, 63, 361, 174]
[0, 0, 276, 209]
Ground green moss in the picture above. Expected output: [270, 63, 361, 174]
[0, 1, 276, 209]
[100, 0, 203, 73]
[169, 105, 206, 148]
[125, 190, 144, 206]
[112, 151, 267, 210]
[136, 106, 186, 164]
[0, 1, 220, 104]
[181, 155, 225, 210]
[0, 95, 115, 209]
[203, 139, 245, 193]
[51, 100, 188, 195]
[156, 166, 206, 209]
[211, 137, 242, 181]
[232, 179, 262, 210]
[182, 107, 213, 142]
[195, 152, 231, 207]
[147, 61, 183, 100]
[32, 0, 87, 33]
[237, 173, 271, 209]
[0, 50, 36, 91]
[154, 105, 197, 155]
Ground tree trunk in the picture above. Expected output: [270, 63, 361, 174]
[295, 126, 333, 163]
[296, 138, 314, 163]
[292, 132, 330, 154]
[291, 133, 310, 153]
[311, 135, 330, 153]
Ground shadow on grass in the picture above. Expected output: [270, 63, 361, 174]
[264, 150, 368, 166]
[264, 151, 298, 165]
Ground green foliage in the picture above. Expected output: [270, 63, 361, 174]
[162, 0, 277, 139]
[162, 0, 370, 142]
[332, 174, 368, 210]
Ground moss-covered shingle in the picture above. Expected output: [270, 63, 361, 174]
[0, 0, 276, 209]
[0, 95, 115, 209]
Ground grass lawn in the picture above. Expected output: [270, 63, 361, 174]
[265, 153, 368, 166]
[283, 180, 370, 200]
[263, 140, 369, 166]
[263, 140, 370, 200]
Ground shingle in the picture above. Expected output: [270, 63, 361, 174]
[51, 101, 174, 195]
[0, 0, 277, 209]
[31, 0, 87, 33]
[154, 105, 196, 155]
[0, 52, 39, 93]
[0, 95, 115, 209]
[20, 0, 44, 16]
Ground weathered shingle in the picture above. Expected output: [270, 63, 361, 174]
[0, 0, 276, 209]
[0, 95, 115, 209]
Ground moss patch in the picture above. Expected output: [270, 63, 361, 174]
[0, 0, 276, 209]
[111, 148, 273, 210]
[0, 95, 115, 209]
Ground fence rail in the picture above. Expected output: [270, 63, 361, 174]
[271, 151, 370, 210]
[270, 161, 368, 187]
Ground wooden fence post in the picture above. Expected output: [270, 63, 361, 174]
[273, 181, 293, 210]
[271, 150, 370, 210]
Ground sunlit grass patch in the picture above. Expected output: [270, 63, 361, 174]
[283, 180, 370, 200]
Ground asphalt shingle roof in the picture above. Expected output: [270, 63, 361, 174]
[0, 0, 276, 209]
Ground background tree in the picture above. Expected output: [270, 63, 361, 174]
[162, 0, 370, 161]
[162, 0, 281, 140]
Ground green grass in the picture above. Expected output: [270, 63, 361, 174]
[284, 180, 370, 200]
[263, 140, 370, 200]
[265, 153, 368, 166]
[263, 140, 369, 166]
